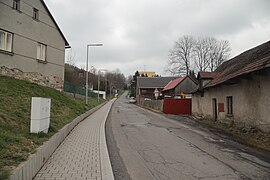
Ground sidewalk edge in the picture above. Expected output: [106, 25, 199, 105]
[100, 98, 116, 180]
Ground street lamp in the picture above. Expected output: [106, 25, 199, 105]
[86, 43, 103, 105]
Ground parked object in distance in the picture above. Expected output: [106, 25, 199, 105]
[129, 97, 136, 103]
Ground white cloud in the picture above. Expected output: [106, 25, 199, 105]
[45, 0, 270, 77]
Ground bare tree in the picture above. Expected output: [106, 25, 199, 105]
[194, 37, 212, 72]
[65, 48, 76, 65]
[209, 39, 231, 72]
[167, 36, 231, 74]
[167, 35, 195, 75]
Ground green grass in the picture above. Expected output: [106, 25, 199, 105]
[0, 76, 105, 179]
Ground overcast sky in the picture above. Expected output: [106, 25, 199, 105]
[45, 0, 270, 77]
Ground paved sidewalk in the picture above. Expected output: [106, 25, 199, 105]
[34, 100, 115, 180]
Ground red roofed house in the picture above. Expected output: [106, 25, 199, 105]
[162, 75, 198, 98]
[136, 76, 177, 101]
[192, 40, 270, 132]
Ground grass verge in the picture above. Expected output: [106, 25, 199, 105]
[0, 76, 105, 179]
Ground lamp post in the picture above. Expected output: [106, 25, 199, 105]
[85, 43, 103, 105]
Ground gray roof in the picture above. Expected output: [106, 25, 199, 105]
[137, 77, 177, 88]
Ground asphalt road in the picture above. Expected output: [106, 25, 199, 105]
[106, 92, 270, 180]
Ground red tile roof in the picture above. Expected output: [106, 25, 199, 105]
[205, 40, 270, 88]
[162, 76, 185, 91]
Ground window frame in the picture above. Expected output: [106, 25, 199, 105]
[33, 8, 39, 20]
[36, 43, 47, 62]
[13, 0, 20, 11]
[0, 29, 14, 54]
[226, 96, 233, 115]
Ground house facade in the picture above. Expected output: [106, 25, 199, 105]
[162, 75, 198, 98]
[0, 0, 69, 88]
[192, 41, 270, 132]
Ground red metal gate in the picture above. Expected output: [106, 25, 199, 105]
[163, 98, 191, 115]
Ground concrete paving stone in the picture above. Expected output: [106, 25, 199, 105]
[72, 173, 83, 178]
[34, 101, 114, 180]
[39, 173, 52, 178]
[53, 178, 65, 180]
[33, 177, 44, 180]
[81, 173, 92, 177]
[35, 173, 42, 177]
[61, 173, 73, 178]
[50, 173, 62, 178]
[65, 177, 82, 180]
[43, 178, 55, 180]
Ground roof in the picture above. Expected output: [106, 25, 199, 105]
[137, 77, 177, 88]
[41, 0, 70, 48]
[162, 77, 185, 91]
[197, 72, 217, 79]
[205, 40, 270, 88]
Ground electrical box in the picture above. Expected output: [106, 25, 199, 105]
[30, 97, 51, 133]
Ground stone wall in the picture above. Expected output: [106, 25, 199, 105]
[0, 66, 63, 90]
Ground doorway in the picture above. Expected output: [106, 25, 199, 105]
[212, 98, 217, 121]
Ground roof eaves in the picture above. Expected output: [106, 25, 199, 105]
[162, 76, 186, 91]
[41, 0, 70, 48]
[205, 57, 270, 89]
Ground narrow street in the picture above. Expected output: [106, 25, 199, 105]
[106, 92, 270, 180]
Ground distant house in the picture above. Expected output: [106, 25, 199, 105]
[192, 40, 270, 132]
[139, 71, 156, 77]
[136, 76, 176, 102]
[0, 0, 70, 88]
[162, 75, 198, 98]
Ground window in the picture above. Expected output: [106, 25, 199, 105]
[0, 30, 13, 52]
[33, 8, 39, 20]
[13, 0, 20, 11]
[37, 43, 46, 61]
[227, 96, 233, 115]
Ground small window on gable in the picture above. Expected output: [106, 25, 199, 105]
[33, 8, 39, 20]
[13, 0, 20, 11]
[227, 96, 233, 115]
[0, 30, 13, 53]
[37, 43, 46, 61]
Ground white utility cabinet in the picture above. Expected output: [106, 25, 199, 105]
[30, 97, 51, 133]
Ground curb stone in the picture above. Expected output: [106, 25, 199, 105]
[100, 99, 116, 180]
